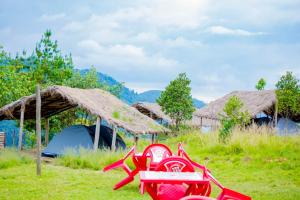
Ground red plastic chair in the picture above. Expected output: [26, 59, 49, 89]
[140, 143, 173, 170]
[103, 146, 139, 190]
[180, 187, 251, 200]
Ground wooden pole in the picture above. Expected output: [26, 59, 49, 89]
[18, 102, 25, 151]
[111, 126, 117, 151]
[274, 100, 278, 128]
[45, 118, 49, 145]
[134, 134, 139, 146]
[93, 116, 101, 151]
[36, 84, 42, 176]
[151, 133, 155, 144]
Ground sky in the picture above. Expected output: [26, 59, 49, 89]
[1, 0, 300, 102]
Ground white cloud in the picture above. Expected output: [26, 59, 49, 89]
[39, 13, 66, 21]
[207, 26, 266, 36]
[75, 39, 178, 73]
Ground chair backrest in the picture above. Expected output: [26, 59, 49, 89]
[155, 156, 195, 172]
[141, 144, 173, 170]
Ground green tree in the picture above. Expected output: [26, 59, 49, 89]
[33, 30, 73, 85]
[219, 96, 251, 142]
[157, 73, 195, 130]
[0, 65, 35, 107]
[275, 71, 300, 131]
[255, 78, 266, 90]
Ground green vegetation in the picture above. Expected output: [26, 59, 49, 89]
[0, 130, 299, 199]
[219, 96, 250, 142]
[276, 71, 300, 122]
[0, 148, 33, 169]
[157, 73, 195, 130]
[255, 78, 266, 90]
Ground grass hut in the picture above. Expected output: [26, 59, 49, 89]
[0, 86, 169, 150]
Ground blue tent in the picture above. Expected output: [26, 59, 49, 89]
[42, 125, 126, 157]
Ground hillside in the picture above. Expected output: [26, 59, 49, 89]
[80, 69, 205, 108]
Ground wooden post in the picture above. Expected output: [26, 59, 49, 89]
[18, 102, 25, 151]
[155, 133, 158, 143]
[111, 126, 117, 151]
[274, 100, 278, 128]
[134, 134, 139, 146]
[151, 133, 155, 144]
[93, 116, 101, 151]
[45, 118, 49, 145]
[36, 84, 42, 176]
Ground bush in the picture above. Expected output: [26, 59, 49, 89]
[0, 148, 33, 169]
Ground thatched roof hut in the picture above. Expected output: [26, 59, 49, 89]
[132, 102, 172, 123]
[132, 102, 211, 127]
[0, 86, 168, 134]
[195, 90, 278, 121]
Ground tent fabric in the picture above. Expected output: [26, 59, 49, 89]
[42, 125, 126, 157]
[276, 118, 300, 135]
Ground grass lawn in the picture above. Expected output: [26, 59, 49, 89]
[0, 130, 300, 200]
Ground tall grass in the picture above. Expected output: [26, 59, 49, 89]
[54, 127, 300, 172]
[0, 148, 33, 169]
[54, 148, 132, 170]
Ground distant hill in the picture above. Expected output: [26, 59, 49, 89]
[80, 69, 206, 108]
[137, 90, 206, 108]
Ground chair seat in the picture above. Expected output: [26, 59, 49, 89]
[158, 184, 187, 200]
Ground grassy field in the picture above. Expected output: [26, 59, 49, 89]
[0, 129, 300, 200]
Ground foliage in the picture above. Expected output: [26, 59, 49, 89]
[0, 65, 35, 107]
[157, 73, 195, 129]
[255, 78, 266, 90]
[219, 96, 251, 142]
[33, 30, 73, 84]
[275, 71, 300, 119]
[0, 148, 33, 169]
[24, 131, 37, 148]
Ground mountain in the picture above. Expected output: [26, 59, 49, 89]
[137, 90, 206, 108]
[80, 69, 206, 108]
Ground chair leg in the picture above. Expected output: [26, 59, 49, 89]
[103, 160, 124, 172]
[113, 176, 134, 190]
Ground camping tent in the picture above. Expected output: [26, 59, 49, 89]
[42, 125, 126, 157]
[276, 118, 300, 135]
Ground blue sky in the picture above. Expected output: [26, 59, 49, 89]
[1, 0, 300, 102]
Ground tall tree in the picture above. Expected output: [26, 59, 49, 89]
[275, 71, 300, 131]
[255, 78, 266, 90]
[157, 73, 195, 129]
[33, 30, 73, 85]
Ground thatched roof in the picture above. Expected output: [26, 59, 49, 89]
[132, 102, 211, 127]
[0, 86, 169, 134]
[186, 110, 220, 127]
[132, 102, 172, 123]
[195, 90, 277, 120]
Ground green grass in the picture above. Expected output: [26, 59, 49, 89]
[0, 148, 33, 169]
[0, 129, 300, 199]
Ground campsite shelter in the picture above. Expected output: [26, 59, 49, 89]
[132, 102, 213, 128]
[0, 85, 169, 151]
[194, 90, 300, 129]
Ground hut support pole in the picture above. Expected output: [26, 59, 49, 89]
[274, 101, 278, 128]
[18, 103, 25, 151]
[45, 118, 49, 145]
[134, 134, 139, 146]
[111, 126, 117, 151]
[151, 133, 155, 144]
[36, 84, 42, 176]
[93, 116, 101, 151]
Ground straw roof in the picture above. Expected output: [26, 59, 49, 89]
[186, 109, 220, 127]
[132, 102, 172, 123]
[132, 102, 210, 127]
[195, 90, 277, 120]
[0, 86, 169, 134]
